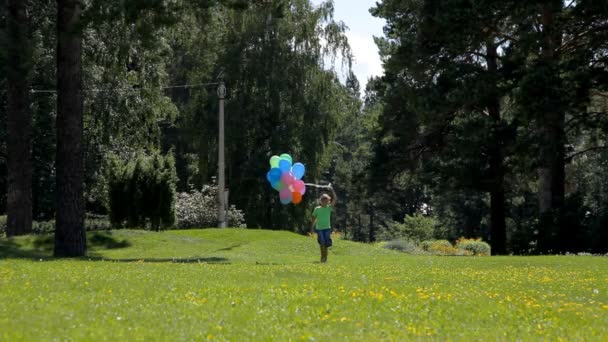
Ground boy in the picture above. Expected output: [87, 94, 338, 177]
[311, 185, 337, 263]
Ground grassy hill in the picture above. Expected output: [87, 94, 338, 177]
[1, 229, 607, 341]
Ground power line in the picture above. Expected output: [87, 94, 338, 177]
[29, 82, 221, 94]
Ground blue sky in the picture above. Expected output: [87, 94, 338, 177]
[310, 0, 386, 91]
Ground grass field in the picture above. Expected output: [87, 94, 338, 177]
[1, 229, 607, 341]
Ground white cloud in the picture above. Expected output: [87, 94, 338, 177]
[346, 31, 383, 91]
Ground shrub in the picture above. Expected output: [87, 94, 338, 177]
[456, 237, 491, 256]
[107, 152, 177, 230]
[382, 214, 447, 242]
[0, 214, 111, 236]
[175, 185, 246, 228]
[382, 239, 425, 254]
[421, 239, 472, 256]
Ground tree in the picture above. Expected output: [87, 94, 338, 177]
[371, 0, 513, 253]
[162, 0, 353, 230]
[512, 0, 608, 252]
[54, 0, 85, 256]
[6, 0, 33, 236]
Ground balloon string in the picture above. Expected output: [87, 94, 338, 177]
[304, 183, 331, 189]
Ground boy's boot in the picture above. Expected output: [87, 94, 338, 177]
[321, 246, 328, 263]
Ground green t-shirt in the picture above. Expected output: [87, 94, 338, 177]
[313, 206, 332, 230]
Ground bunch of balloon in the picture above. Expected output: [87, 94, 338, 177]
[266, 154, 307, 205]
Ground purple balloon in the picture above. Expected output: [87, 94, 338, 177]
[279, 188, 293, 200]
[281, 172, 294, 185]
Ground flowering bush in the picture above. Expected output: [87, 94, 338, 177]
[456, 237, 491, 256]
[176, 185, 246, 228]
[421, 239, 472, 256]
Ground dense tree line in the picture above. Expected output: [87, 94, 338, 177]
[2, 0, 606, 255]
[1, 0, 354, 255]
[354, 0, 608, 254]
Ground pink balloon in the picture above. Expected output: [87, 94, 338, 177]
[281, 172, 294, 185]
[279, 188, 292, 200]
[293, 180, 305, 192]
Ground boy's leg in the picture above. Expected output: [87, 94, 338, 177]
[322, 230, 329, 262]
[321, 246, 327, 263]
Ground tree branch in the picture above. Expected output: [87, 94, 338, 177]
[566, 145, 608, 162]
[565, 0, 576, 9]
[565, 111, 608, 132]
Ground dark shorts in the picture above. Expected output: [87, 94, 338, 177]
[316, 229, 332, 247]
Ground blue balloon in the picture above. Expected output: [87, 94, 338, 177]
[292, 162, 305, 180]
[267, 168, 282, 183]
[279, 159, 291, 172]
[280, 197, 291, 205]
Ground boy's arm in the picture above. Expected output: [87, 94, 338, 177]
[329, 184, 338, 206]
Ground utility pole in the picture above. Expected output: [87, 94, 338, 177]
[217, 81, 227, 228]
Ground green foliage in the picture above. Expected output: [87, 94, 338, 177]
[163, 0, 354, 230]
[107, 152, 177, 230]
[420, 240, 469, 256]
[380, 214, 446, 242]
[1, 229, 607, 340]
[455, 238, 491, 256]
[1, 214, 111, 236]
[370, 0, 608, 254]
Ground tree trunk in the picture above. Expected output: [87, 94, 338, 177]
[368, 206, 375, 242]
[537, 3, 566, 252]
[54, 0, 86, 257]
[6, 0, 33, 237]
[486, 43, 507, 255]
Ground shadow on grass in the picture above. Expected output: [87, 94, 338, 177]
[216, 243, 243, 252]
[0, 239, 49, 259]
[1, 233, 229, 264]
[88, 256, 230, 264]
[89, 232, 131, 249]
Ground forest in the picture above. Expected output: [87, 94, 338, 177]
[1, 0, 607, 256]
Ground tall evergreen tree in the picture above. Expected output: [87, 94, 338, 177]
[6, 0, 33, 236]
[371, 0, 514, 253]
[54, 0, 85, 256]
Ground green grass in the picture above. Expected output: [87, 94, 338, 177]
[1, 229, 607, 341]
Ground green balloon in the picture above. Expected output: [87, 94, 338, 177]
[280, 153, 292, 164]
[269, 155, 281, 168]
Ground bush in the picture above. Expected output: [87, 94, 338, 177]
[421, 239, 472, 256]
[175, 185, 246, 228]
[456, 237, 491, 256]
[382, 239, 425, 254]
[107, 152, 177, 230]
[381, 214, 447, 242]
[0, 214, 110, 236]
